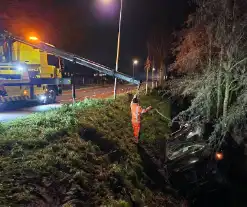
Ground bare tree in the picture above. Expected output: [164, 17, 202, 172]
[170, 0, 247, 148]
[144, 55, 151, 95]
[147, 32, 170, 87]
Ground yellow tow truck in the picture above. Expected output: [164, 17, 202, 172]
[0, 35, 70, 104]
[0, 31, 140, 107]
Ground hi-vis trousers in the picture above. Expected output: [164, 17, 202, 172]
[132, 122, 141, 142]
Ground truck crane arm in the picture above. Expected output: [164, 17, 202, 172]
[1, 31, 141, 86]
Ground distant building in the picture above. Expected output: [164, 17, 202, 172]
[94, 73, 106, 77]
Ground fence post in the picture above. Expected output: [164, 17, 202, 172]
[71, 74, 76, 103]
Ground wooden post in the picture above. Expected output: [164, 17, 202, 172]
[146, 68, 149, 95]
[71, 74, 76, 103]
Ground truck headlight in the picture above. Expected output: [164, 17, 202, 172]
[17, 65, 24, 71]
[39, 95, 47, 101]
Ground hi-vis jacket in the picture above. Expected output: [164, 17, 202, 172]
[130, 102, 150, 123]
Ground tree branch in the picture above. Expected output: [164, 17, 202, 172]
[230, 57, 247, 70]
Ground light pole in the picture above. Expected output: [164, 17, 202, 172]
[156, 68, 158, 87]
[132, 59, 138, 79]
[152, 67, 155, 89]
[113, 0, 123, 99]
[99, 0, 123, 99]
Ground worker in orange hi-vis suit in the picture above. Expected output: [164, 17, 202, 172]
[130, 95, 152, 143]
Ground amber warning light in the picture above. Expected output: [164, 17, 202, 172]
[29, 36, 39, 41]
[23, 90, 28, 96]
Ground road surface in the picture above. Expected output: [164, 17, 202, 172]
[0, 84, 136, 122]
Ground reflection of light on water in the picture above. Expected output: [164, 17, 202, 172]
[187, 127, 202, 139]
[189, 158, 199, 164]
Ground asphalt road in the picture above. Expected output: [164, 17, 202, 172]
[0, 84, 136, 122]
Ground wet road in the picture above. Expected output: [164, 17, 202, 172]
[0, 84, 135, 122]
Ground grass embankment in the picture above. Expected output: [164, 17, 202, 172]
[0, 93, 178, 206]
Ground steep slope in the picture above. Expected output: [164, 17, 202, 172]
[0, 94, 179, 206]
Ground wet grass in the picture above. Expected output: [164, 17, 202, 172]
[0, 94, 179, 206]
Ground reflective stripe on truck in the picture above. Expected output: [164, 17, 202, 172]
[0, 96, 30, 103]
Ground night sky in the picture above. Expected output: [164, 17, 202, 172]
[0, 0, 192, 76]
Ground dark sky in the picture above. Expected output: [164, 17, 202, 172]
[0, 0, 192, 75]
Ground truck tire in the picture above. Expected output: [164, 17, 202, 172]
[48, 90, 56, 104]
[0, 90, 7, 96]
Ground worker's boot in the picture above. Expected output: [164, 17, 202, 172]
[135, 136, 139, 144]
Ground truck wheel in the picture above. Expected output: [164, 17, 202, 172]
[48, 90, 56, 104]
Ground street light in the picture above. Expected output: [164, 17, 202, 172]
[132, 59, 139, 79]
[133, 60, 139, 65]
[101, 0, 112, 4]
[113, 0, 123, 99]
[99, 0, 123, 99]
[100, 0, 123, 99]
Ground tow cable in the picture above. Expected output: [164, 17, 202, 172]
[154, 108, 171, 123]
